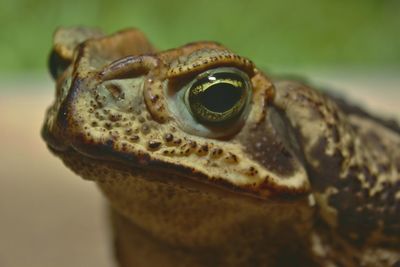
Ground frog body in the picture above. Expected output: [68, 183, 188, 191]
[42, 27, 400, 267]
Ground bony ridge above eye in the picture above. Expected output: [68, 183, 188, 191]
[184, 67, 251, 124]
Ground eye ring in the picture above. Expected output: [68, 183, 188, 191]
[184, 67, 251, 124]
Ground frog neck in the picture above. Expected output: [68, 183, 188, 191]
[111, 208, 317, 267]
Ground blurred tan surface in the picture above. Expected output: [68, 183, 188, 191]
[0, 80, 114, 267]
[0, 73, 399, 267]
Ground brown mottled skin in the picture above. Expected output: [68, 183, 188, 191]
[42, 27, 400, 267]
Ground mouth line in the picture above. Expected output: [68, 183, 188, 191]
[46, 139, 303, 202]
[42, 114, 308, 200]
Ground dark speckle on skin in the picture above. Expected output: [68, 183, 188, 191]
[188, 140, 197, 149]
[148, 140, 162, 150]
[141, 124, 151, 135]
[211, 148, 223, 157]
[224, 152, 238, 163]
[129, 135, 140, 142]
[200, 144, 208, 152]
[164, 133, 174, 142]
[173, 138, 182, 145]
[104, 122, 112, 129]
[150, 94, 159, 103]
[109, 113, 121, 122]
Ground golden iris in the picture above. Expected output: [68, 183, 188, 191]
[185, 68, 251, 123]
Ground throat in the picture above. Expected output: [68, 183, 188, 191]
[111, 209, 317, 267]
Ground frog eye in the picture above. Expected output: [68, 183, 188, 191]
[184, 68, 251, 124]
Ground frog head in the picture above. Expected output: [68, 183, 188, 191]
[42, 27, 400, 266]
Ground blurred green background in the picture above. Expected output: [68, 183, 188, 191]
[1, 2, 399, 267]
[1, 0, 400, 76]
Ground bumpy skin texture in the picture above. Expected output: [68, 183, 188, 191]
[42, 27, 400, 267]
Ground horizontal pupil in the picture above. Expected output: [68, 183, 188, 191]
[197, 82, 243, 113]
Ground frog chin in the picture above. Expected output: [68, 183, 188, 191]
[51, 145, 314, 250]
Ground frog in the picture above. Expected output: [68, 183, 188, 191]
[42, 27, 400, 267]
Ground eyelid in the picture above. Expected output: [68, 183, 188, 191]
[166, 50, 254, 79]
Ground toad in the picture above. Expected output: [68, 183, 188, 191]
[42, 27, 400, 267]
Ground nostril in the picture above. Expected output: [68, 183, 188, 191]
[105, 83, 125, 100]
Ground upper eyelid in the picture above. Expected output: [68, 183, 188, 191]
[166, 52, 254, 79]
